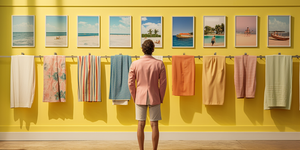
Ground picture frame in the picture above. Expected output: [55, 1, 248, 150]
[172, 16, 194, 48]
[77, 16, 100, 47]
[45, 15, 68, 47]
[12, 15, 35, 47]
[203, 16, 226, 48]
[235, 15, 258, 47]
[267, 15, 291, 47]
[109, 16, 131, 47]
[141, 16, 162, 48]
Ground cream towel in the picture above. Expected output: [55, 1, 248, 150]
[10, 55, 36, 108]
[264, 55, 293, 110]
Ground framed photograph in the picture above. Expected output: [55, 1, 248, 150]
[77, 16, 100, 47]
[268, 15, 291, 47]
[141, 16, 162, 48]
[109, 16, 131, 47]
[203, 16, 226, 47]
[172, 16, 194, 48]
[235, 16, 258, 47]
[45, 15, 68, 47]
[12, 15, 35, 47]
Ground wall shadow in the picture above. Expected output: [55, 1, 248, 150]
[83, 62, 108, 122]
[160, 62, 170, 125]
[13, 63, 40, 130]
[179, 63, 202, 123]
[48, 62, 74, 120]
[243, 60, 264, 125]
[206, 63, 236, 125]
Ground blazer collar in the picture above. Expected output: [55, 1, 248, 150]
[141, 55, 154, 59]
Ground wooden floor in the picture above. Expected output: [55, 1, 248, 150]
[1, 140, 300, 150]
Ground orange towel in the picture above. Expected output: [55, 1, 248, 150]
[202, 56, 226, 105]
[172, 55, 195, 96]
[234, 55, 257, 99]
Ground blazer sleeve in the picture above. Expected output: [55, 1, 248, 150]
[128, 63, 136, 102]
[159, 62, 167, 103]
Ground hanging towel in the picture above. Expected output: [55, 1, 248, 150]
[234, 55, 257, 99]
[139, 55, 163, 61]
[77, 55, 101, 102]
[172, 55, 195, 96]
[43, 56, 66, 102]
[109, 55, 132, 105]
[10, 55, 36, 108]
[202, 56, 226, 105]
[264, 55, 292, 110]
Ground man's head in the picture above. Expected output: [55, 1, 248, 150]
[142, 39, 155, 55]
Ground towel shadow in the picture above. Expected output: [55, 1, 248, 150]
[13, 63, 41, 131]
[48, 62, 74, 120]
[83, 62, 108, 122]
[160, 62, 171, 125]
[116, 100, 136, 125]
[179, 63, 202, 124]
[206, 63, 236, 125]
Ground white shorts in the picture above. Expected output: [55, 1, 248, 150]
[135, 94, 161, 121]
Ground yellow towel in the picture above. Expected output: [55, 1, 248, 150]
[202, 56, 226, 105]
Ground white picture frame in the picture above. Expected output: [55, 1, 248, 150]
[235, 15, 258, 47]
[203, 16, 226, 48]
[12, 15, 35, 47]
[172, 16, 194, 48]
[267, 15, 291, 47]
[109, 16, 131, 48]
[141, 16, 162, 48]
[77, 16, 100, 47]
[45, 15, 68, 47]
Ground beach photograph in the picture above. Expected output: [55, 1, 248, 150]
[235, 16, 257, 47]
[45, 16, 68, 47]
[109, 16, 131, 47]
[12, 15, 35, 47]
[141, 16, 162, 48]
[268, 15, 291, 47]
[203, 16, 226, 47]
[172, 16, 194, 48]
[77, 16, 99, 47]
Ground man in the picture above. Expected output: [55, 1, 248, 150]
[128, 40, 167, 150]
[211, 35, 216, 46]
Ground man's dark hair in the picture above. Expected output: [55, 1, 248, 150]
[142, 39, 154, 55]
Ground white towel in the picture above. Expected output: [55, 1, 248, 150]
[10, 55, 36, 108]
[112, 100, 128, 105]
[139, 55, 163, 61]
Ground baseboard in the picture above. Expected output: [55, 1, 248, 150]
[1, 132, 300, 140]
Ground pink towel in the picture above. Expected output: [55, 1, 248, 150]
[234, 55, 257, 99]
[43, 56, 66, 102]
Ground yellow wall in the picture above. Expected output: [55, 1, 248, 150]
[0, 0, 300, 132]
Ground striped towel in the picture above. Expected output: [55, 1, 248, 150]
[43, 55, 66, 102]
[77, 55, 101, 102]
[109, 55, 132, 105]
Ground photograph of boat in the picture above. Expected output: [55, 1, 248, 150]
[172, 16, 194, 48]
[268, 15, 291, 47]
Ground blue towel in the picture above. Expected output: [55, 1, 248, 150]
[109, 55, 132, 100]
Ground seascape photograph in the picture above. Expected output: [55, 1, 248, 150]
[45, 15, 68, 47]
[235, 16, 257, 47]
[109, 16, 131, 47]
[141, 16, 162, 48]
[12, 15, 35, 47]
[268, 15, 291, 47]
[203, 16, 226, 47]
[77, 16, 99, 47]
[172, 16, 194, 48]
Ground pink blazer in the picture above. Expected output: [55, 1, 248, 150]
[128, 55, 167, 105]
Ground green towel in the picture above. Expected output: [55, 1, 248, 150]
[264, 55, 293, 110]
